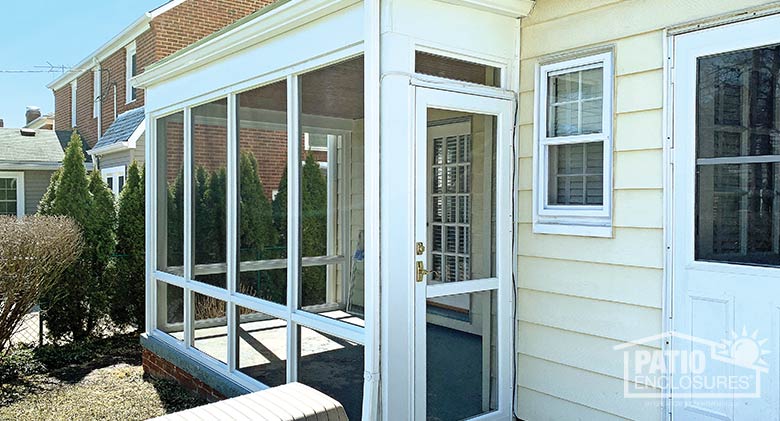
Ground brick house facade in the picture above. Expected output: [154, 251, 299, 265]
[48, 0, 275, 182]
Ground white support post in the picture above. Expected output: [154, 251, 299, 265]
[226, 93, 238, 372]
[183, 107, 194, 349]
[287, 75, 301, 383]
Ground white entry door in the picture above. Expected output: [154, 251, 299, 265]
[413, 87, 514, 421]
[673, 15, 780, 421]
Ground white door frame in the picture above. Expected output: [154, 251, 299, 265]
[412, 86, 514, 421]
[670, 13, 780, 420]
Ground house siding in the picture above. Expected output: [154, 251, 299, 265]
[23, 170, 55, 215]
[516, 0, 772, 419]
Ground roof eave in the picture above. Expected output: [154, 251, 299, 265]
[434, 0, 535, 18]
[47, 15, 152, 91]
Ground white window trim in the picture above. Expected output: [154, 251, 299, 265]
[533, 51, 614, 237]
[71, 80, 78, 127]
[126, 41, 137, 104]
[0, 171, 25, 217]
[101, 165, 126, 197]
[93, 65, 102, 119]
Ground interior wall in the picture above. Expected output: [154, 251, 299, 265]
[515, 1, 774, 420]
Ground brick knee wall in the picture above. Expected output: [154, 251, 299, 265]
[142, 348, 226, 403]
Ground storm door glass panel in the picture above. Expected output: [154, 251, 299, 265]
[192, 98, 228, 288]
[156, 112, 185, 275]
[298, 56, 365, 326]
[298, 326, 364, 421]
[695, 44, 780, 267]
[193, 292, 227, 364]
[156, 280, 184, 341]
[236, 305, 286, 387]
[426, 290, 497, 420]
[237, 81, 288, 305]
[428, 111, 496, 284]
[0, 178, 17, 216]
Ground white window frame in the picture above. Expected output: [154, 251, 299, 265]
[126, 41, 137, 104]
[534, 51, 614, 237]
[93, 65, 102, 119]
[0, 172, 25, 217]
[71, 80, 78, 127]
[101, 165, 126, 197]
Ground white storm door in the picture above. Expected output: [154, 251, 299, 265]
[413, 87, 513, 421]
[673, 15, 780, 421]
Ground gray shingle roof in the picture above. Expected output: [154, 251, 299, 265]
[0, 128, 64, 163]
[93, 107, 145, 150]
[56, 130, 93, 163]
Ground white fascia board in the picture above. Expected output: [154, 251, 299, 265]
[434, 0, 534, 17]
[47, 15, 151, 91]
[88, 141, 131, 157]
[0, 162, 62, 171]
[127, 118, 146, 148]
[148, 0, 187, 18]
[133, 0, 361, 89]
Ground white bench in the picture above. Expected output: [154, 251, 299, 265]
[152, 382, 349, 421]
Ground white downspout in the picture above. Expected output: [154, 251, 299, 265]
[362, 0, 381, 420]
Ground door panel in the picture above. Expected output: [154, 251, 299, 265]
[413, 88, 513, 421]
[673, 15, 780, 421]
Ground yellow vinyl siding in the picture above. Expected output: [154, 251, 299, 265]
[517, 0, 773, 418]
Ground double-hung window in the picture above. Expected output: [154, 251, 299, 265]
[0, 172, 24, 217]
[101, 166, 126, 197]
[534, 52, 613, 237]
[126, 42, 137, 103]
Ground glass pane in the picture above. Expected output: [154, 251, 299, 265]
[156, 281, 183, 341]
[298, 326, 364, 421]
[415, 51, 501, 87]
[236, 306, 286, 387]
[547, 67, 604, 137]
[426, 290, 497, 420]
[156, 112, 184, 275]
[193, 292, 227, 364]
[0, 177, 17, 216]
[427, 111, 496, 283]
[192, 98, 228, 288]
[547, 141, 604, 206]
[237, 80, 288, 305]
[298, 56, 365, 325]
[695, 44, 780, 267]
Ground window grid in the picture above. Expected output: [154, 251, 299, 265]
[431, 133, 472, 282]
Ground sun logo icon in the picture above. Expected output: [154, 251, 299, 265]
[716, 327, 771, 370]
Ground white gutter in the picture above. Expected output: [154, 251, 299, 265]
[47, 15, 151, 91]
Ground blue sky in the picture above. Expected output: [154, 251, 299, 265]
[0, 1, 166, 128]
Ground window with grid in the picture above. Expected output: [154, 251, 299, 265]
[431, 129, 472, 282]
[535, 52, 613, 236]
[0, 178, 19, 216]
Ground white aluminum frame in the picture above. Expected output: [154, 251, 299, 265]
[146, 44, 372, 400]
[413, 87, 514, 421]
[0, 171, 25, 217]
[70, 80, 77, 128]
[533, 51, 614, 237]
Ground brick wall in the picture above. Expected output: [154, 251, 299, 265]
[75, 71, 98, 146]
[142, 348, 226, 403]
[98, 39, 147, 137]
[54, 86, 71, 132]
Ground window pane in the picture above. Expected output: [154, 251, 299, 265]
[547, 67, 604, 137]
[428, 111, 496, 283]
[193, 292, 227, 364]
[0, 177, 17, 216]
[426, 290, 497, 420]
[237, 81, 288, 305]
[547, 141, 604, 206]
[695, 45, 780, 267]
[192, 98, 228, 288]
[298, 56, 365, 325]
[236, 306, 286, 387]
[156, 281, 183, 341]
[156, 112, 184, 275]
[298, 326, 364, 421]
[415, 51, 501, 87]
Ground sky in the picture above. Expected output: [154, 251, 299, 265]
[0, 1, 166, 128]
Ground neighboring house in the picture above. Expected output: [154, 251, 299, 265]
[23, 107, 54, 130]
[130, 0, 780, 420]
[0, 128, 91, 216]
[47, 0, 275, 197]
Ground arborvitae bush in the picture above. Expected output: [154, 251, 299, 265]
[39, 131, 115, 342]
[109, 162, 145, 328]
[299, 154, 328, 306]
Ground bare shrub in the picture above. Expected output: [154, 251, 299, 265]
[0, 216, 83, 353]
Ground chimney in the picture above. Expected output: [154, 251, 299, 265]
[0, 119, 4, 128]
[26, 106, 42, 125]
